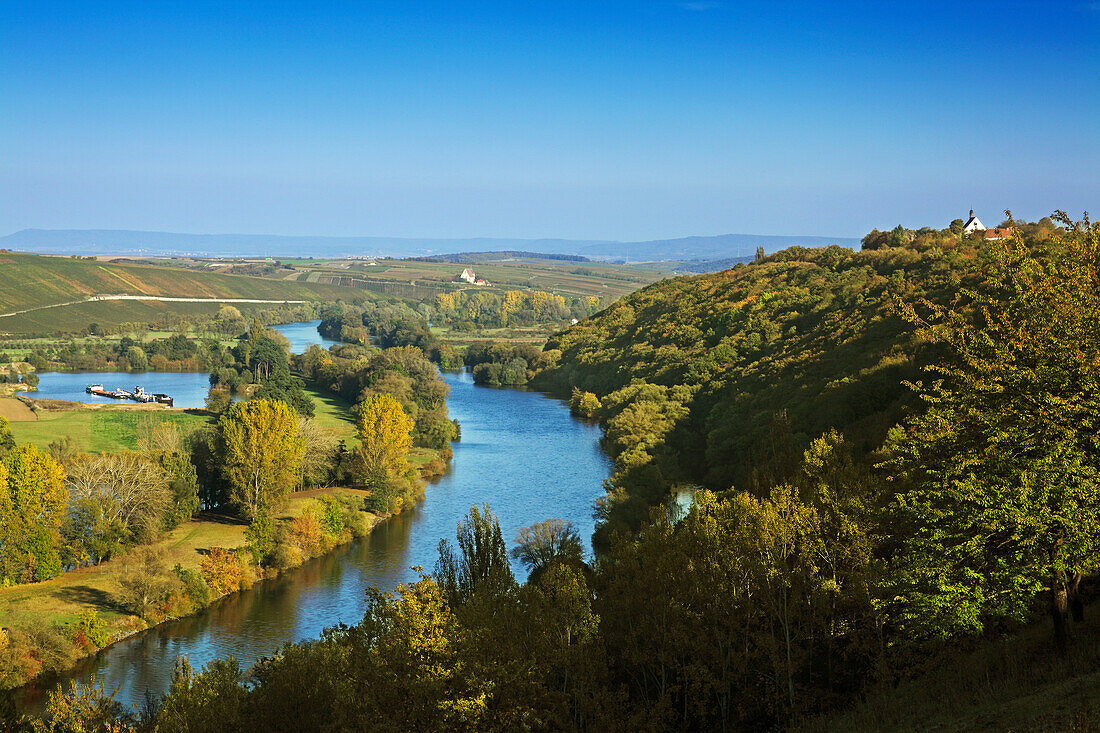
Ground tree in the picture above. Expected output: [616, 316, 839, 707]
[2, 444, 67, 582]
[511, 519, 585, 583]
[886, 224, 910, 248]
[140, 422, 201, 529]
[569, 388, 601, 419]
[887, 213, 1100, 652]
[0, 416, 14, 459]
[754, 246, 767, 264]
[860, 229, 886, 250]
[219, 399, 304, 521]
[66, 453, 171, 545]
[354, 393, 413, 484]
[435, 505, 515, 606]
[297, 417, 340, 489]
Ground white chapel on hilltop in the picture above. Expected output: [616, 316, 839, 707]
[962, 209, 986, 233]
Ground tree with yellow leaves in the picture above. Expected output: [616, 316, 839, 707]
[218, 398, 304, 521]
[2, 444, 67, 582]
[354, 393, 413, 484]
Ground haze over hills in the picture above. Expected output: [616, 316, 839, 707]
[0, 228, 860, 261]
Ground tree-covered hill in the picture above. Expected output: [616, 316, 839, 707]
[534, 242, 974, 533]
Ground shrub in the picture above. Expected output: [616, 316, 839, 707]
[173, 564, 212, 609]
[73, 609, 112, 650]
[570, 388, 601, 419]
[317, 496, 346, 537]
[245, 514, 275, 566]
[115, 547, 180, 622]
[289, 511, 324, 557]
[0, 618, 79, 689]
[200, 548, 245, 597]
[270, 543, 304, 571]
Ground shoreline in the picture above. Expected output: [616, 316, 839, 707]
[1, 464, 444, 701]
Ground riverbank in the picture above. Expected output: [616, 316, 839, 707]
[0, 483, 404, 693]
[4, 369, 609, 710]
[3, 384, 358, 454]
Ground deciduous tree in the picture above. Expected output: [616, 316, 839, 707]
[2, 444, 67, 582]
[354, 392, 413, 483]
[219, 399, 304, 521]
[887, 213, 1100, 652]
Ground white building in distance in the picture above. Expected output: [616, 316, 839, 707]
[962, 209, 986, 233]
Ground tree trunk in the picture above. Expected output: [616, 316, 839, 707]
[1051, 571, 1069, 656]
[1069, 572, 1085, 624]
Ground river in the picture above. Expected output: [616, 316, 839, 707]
[271, 319, 340, 354]
[24, 369, 611, 711]
[28, 321, 334, 409]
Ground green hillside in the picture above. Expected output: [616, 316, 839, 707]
[0, 253, 373, 334]
[535, 244, 968, 503]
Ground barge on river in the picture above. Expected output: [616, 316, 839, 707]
[85, 384, 174, 407]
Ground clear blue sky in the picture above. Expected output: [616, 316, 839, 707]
[2, 1, 1097, 240]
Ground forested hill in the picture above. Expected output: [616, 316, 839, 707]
[534, 243, 970, 530]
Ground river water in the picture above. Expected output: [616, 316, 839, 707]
[271, 319, 339, 354]
[28, 321, 333, 409]
[29, 372, 213, 410]
[24, 370, 610, 711]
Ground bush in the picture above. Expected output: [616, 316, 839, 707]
[317, 496, 346, 537]
[200, 548, 246, 597]
[173, 564, 212, 609]
[570, 388, 601, 419]
[269, 542, 305, 571]
[73, 609, 112, 651]
[245, 514, 275, 566]
[115, 547, 180, 622]
[0, 618, 79, 689]
[289, 511, 325, 556]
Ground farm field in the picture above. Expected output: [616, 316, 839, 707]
[285, 255, 662, 300]
[3, 400, 211, 453]
[0, 253, 373, 335]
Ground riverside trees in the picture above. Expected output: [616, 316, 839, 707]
[219, 398, 304, 523]
[0, 445, 67, 582]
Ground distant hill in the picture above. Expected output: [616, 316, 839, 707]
[413, 251, 592, 264]
[671, 256, 755, 273]
[0, 228, 860, 262]
[0, 252, 372, 334]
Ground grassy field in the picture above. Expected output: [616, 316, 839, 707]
[302, 385, 358, 444]
[4, 384, 357, 453]
[3, 400, 211, 453]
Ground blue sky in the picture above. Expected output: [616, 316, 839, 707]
[2, 1, 1097, 240]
